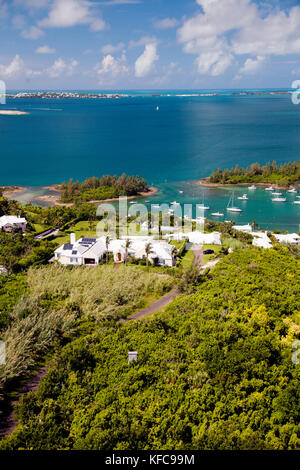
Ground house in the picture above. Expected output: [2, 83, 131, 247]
[54, 234, 176, 267]
[54, 235, 107, 265]
[167, 230, 221, 245]
[273, 233, 300, 244]
[233, 224, 253, 233]
[0, 215, 27, 232]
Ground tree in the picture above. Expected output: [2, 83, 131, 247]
[105, 235, 111, 264]
[145, 242, 153, 267]
[124, 239, 131, 266]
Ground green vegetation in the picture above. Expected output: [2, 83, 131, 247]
[1, 246, 299, 450]
[0, 264, 174, 404]
[60, 174, 148, 203]
[208, 160, 300, 187]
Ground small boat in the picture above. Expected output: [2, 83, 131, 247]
[272, 192, 282, 196]
[227, 192, 242, 212]
[211, 212, 224, 216]
[296, 196, 300, 199]
[248, 185, 256, 190]
[197, 204, 210, 210]
[238, 194, 248, 200]
[170, 201, 180, 206]
[152, 204, 160, 208]
[265, 186, 274, 191]
[129, 201, 137, 204]
[288, 188, 297, 193]
[179, 190, 183, 194]
[156, 106, 159, 111]
[293, 201, 300, 204]
[272, 197, 286, 202]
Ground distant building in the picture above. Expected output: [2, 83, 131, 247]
[0, 215, 27, 232]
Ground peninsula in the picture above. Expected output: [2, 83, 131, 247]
[199, 160, 300, 189]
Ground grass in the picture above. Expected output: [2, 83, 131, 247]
[0, 264, 174, 396]
[180, 248, 194, 267]
[202, 244, 222, 265]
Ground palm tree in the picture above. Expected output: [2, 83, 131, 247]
[105, 235, 111, 264]
[145, 242, 153, 267]
[124, 238, 131, 265]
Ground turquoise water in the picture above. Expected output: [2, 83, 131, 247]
[1, 90, 300, 231]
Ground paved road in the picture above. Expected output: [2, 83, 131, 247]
[34, 227, 60, 240]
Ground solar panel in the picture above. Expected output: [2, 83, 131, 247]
[72, 250, 77, 255]
[63, 244, 73, 250]
[81, 238, 96, 243]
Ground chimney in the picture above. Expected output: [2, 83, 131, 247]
[70, 233, 76, 245]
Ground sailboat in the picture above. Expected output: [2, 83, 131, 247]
[227, 192, 242, 212]
[197, 192, 210, 210]
[248, 184, 256, 190]
[238, 193, 248, 200]
[288, 188, 297, 193]
[211, 212, 224, 216]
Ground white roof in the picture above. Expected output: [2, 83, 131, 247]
[0, 215, 27, 227]
[186, 231, 221, 245]
[253, 237, 272, 249]
[273, 233, 300, 244]
[233, 224, 252, 232]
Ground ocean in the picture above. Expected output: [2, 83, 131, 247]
[1, 90, 300, 232]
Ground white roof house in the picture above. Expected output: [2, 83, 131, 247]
[54, 234, 176, 267]
[233, 224, 253, 233]
[169, 231, 221, 245]
[252, 231, 272, 249]
[273, 233, 300, 244]
[0, 215, 27, 232]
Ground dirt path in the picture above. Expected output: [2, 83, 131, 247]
[0, 366, 48, 439]
[193, 244, 203, 268]
[120, 289, 179, 323]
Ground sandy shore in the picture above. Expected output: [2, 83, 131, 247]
[36, 185, 159, 206]
[2, 186, 27, 198]
[0, 110, 29, 115]
[198, 178, 299, 191]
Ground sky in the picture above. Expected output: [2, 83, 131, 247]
[1, 0, 300, 90]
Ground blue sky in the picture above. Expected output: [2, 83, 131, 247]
[1, 0, 300, 89]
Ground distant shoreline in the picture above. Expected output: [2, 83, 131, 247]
[197, 178, 299, 191]
[0, 110, 29, 115]
[2, 184, 159, 206]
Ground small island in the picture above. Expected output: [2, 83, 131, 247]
[200, 160, 300, 188]
[40, 173, 156, 205]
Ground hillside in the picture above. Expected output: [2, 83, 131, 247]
[1, 247, 299, 450]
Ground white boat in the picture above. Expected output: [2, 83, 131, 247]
[152, 204, 160, 208]
[238, 194, 248, 200]
[248, 185, 256, 190]
[287, 188, 297, 193]
[293, 201, 300, 204]
[227, 192, 242, 212]
[272, 197, 286, 202]
[211, 212, 224, 216]
[197, 204, 210, 210]
[129, 201, 137, 204]
[272, 192, 282, 196]
[296, 196, 300, 199]
[265, 186, 274, 191]
[170, 201, 180, 206]
[179, 190, 183, 194]
[156, 106, 159, 111]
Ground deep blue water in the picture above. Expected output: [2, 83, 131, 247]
[1, 90, 300, 231]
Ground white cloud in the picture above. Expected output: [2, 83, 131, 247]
[95, 53, 129, 83]
[178, 0, 300, 77]
[238, 55, 265, 75]
[21, 26, 44, 39]
[129, 36, 157, 48]
[101, 42, 125, 54]
[14, 0, 50, 8]
[36, 45, 56, 54]
[46, 58, 78, 78]
[98, 0, 141, 4]
[154, 17, 179, 29]
[0, 55, 24, 79]
[135, 43, 158, 78]
[39, 0, 106, 31]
